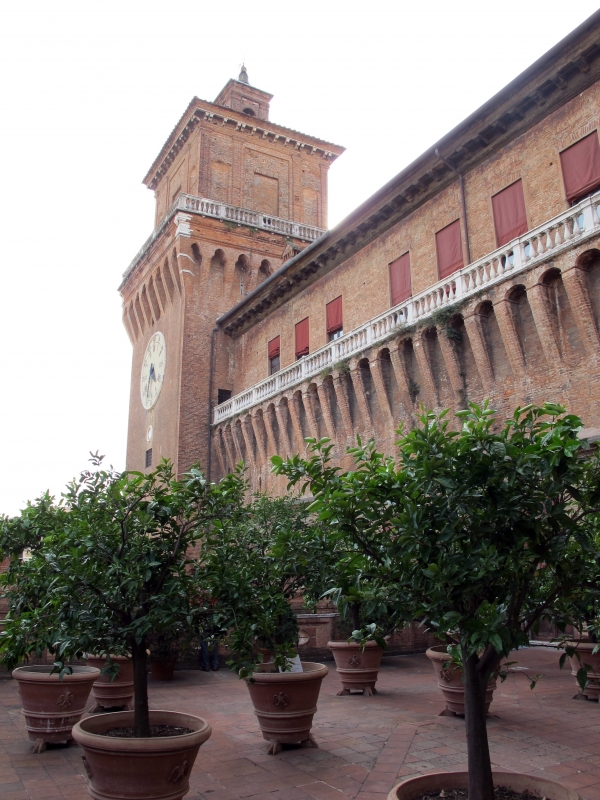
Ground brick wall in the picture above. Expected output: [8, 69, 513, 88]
[225, 83, 600, 397]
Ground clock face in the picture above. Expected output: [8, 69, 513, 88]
[140, 332, 166, 410]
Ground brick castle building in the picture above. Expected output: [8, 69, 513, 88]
[121, 14, 600, 498]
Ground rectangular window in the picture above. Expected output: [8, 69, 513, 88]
[295, 318, 309, 359]
[145, 448, 153, 468]
[389, 252, 412, 306]
[217, 389, 232, 405]
[268, 336, 280, 375]
[560, 131, 600, 203]
[492, 179, 528, 247]
[326, 296, 343, 341]
[436, 220, 464, 280]
[270, 355, 280, 374]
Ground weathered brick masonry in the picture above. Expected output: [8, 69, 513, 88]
[121, 16, 600, 501]
[209, 16, 600, 494]
[120, 72, 343, 475]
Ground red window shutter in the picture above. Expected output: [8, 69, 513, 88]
[436, 220, 464, 280]
[560, 132, 600, 203]
[295, 318, 309, 358]
[326, 296, 343, 334]
[389, 252, 412, 306]
[492, 179, 528, 247]
[268, 336, 280, 359]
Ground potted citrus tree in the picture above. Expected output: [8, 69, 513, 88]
[273, 438, 400, 697]
[275, 403, 600, 800]
[0, 493, 101, 752]
[0, 455, 245, 800]
[203, 494, 331, 754]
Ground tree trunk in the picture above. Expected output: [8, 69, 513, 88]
[131, 636, 151, 737]
[351, 602, 361, 631]
[462, 647, 494, 800]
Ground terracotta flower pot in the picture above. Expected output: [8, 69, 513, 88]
[567, 640, 600, 700]
[387, 770, 581, 800]
[85, 656, 134, 711]
[246, 661, 328, 754]
[150, 658, 177, 681]
[327, 640, 383, 696]
[426, 645, 497, 716]
[72, 709, 211, 800]
[12, 664, 100, 753]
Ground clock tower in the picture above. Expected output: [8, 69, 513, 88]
[120, 70, 344, 475]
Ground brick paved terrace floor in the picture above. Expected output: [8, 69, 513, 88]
[1, 647, 600, 800]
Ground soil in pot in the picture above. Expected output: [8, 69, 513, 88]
[101, 724, 194, 738]
[566, 640, 600, 700]
[246, 661, 328, 755]
[414, 790, 538, 800]
[85, 655, 134, 712]
[426, 646, 497, 716]
[387, 770, 582, 800]
[72, 709, 211, 800]
[150, 658, 177, 681]
[327, 640, 383, 696]
[12, 664, 101, 753]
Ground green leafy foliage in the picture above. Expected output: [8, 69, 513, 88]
[0, 455, 245, 736]
[274, 402, 600, 800]
[273, 436, 403, 637]
[201, 493, 334, 677]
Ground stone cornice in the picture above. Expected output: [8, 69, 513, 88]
[143, 99, 345, 191]
[218, 12, 600, 338]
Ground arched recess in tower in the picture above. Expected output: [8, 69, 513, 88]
[257, 259, 272, 285]
[209, 249, 226, 297]
[233, 254, 250, 301]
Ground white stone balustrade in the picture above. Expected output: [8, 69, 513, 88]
[124, 194, 326, 279]
[213, 191, 600, 424]
[179, 194, 325, 241]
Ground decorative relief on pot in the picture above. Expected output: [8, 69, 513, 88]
[81, 756, 93, 779]
[168, 759, 189, 784]
[441, 667, 453, 683]
[272, 692, 291, 708]
[348, 655, 361, 667]
[57, 690, 74, 708]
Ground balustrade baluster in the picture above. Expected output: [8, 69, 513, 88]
[564, 218, 574, 241]
[539, 233, 548, 254]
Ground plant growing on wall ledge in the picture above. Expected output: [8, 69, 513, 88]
[0, 456, 245, 738]
[274, 403, 600, 800]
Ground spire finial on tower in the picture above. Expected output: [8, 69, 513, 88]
[238, 64, 249, 84]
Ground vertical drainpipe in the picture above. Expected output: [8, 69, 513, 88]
[206, 325, 219, 483]
[435, 148, 472, 266]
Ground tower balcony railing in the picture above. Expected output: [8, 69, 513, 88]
[213, 190, 600, 425]
[179, 194, 325, 241]
[123, 194, 326, 280]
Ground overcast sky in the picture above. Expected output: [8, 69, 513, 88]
[1, 0, 598, 514]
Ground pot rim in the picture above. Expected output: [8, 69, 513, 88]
[250, 662, 328, 684]
[566, 639, 600, 650]
[387, 770, 581, 800]
[426, 646, 452, 661]
[327, 640, 382, 649]
[12, 665, 101, 681]
[72, 709, 211, 754]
